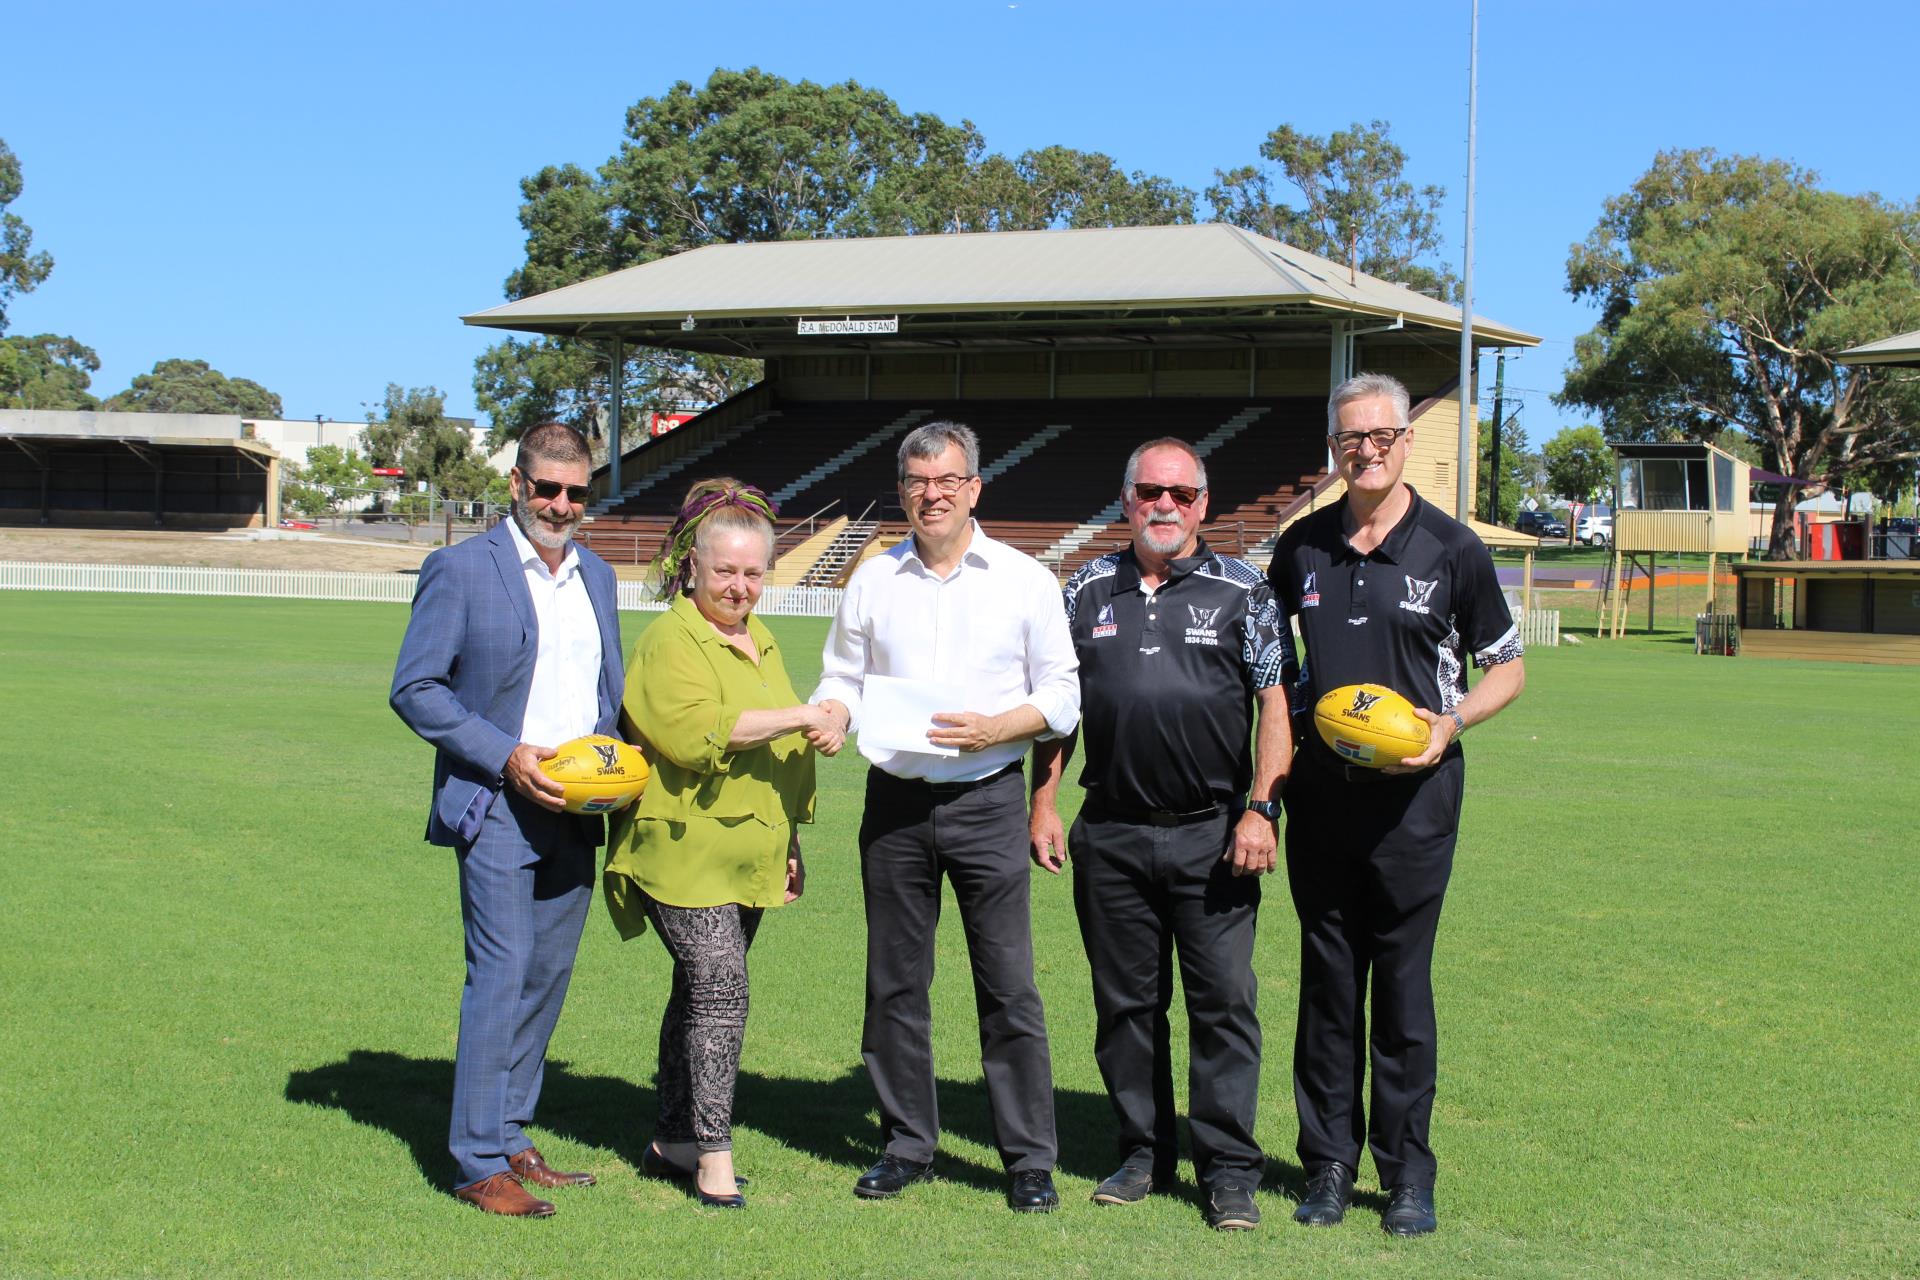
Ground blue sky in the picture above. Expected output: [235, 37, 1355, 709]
[5, 0, 1914, 442]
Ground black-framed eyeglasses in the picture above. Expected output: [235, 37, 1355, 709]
[1329, 427, 1407, 453]
[902, 473, 976, 497]
[1132, 483, 1203, 507]
[526, 477, 592, 504]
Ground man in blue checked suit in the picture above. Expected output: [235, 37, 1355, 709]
[391, 421, 624, 1217]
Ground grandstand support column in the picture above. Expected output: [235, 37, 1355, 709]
[1328, 320, 1349, 475]
[608, 337, 624, 499]
[1048, 348, 1057, 399]
[864, 354, 872, 400]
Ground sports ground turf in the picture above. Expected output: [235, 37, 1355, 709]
[1, 592, 1913, 1278]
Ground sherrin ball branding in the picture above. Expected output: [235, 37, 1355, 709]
[537, 734, 650, 814]
[1312, 683, 1431, 769]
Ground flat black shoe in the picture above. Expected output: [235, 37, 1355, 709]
[1382, 1184, 1437, 1237]
[640, 1143, 692, 1180]
[1091, 1163, 1155, 1205]
[854, 1155, 933, 1199]
[1008, 1169, 1059, 1213]
[642, 1144, 746, 1188]
[1292, 1162, 1354, 1226]
[696, 1183, 746, 1209]
[1205, 1179, 1260, 1231]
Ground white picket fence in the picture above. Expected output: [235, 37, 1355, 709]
[1516, 608, 1561, 648]
[0, 561, 847, 618]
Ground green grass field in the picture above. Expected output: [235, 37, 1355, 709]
[1, 593, 1914, 1279]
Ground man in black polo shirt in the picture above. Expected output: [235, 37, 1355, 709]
[1031, 436, 1293, 1232]
[1267, 373, 1526, 1238]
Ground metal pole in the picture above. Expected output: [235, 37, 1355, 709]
[1455, 0, 1479, 523]
[608, 338, 624, 499]
[1488, 348, 1505, 522]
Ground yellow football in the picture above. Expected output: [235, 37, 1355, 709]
[1313, 684, 1431, 769]
[538, 734, 650, 814]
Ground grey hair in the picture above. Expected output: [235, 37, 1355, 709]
[897, 420, 980, 483]
[1121, 436, 1208, 497]
[515, 420, 591, 475]
[1327, 372, 1411, 435]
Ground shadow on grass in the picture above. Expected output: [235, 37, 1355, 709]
[287, 1049, 1200, 1198]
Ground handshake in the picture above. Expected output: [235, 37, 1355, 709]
[798, 699, 851, 757]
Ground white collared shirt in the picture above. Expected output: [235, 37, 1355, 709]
[814, 521, 1080, 782]
[504, 515, 603, 749]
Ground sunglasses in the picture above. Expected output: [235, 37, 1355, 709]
[526, 477, 592, 504]
[1132, 483, 1203, 507]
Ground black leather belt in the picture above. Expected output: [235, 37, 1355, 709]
[1083, 796, 1229, 827]
[879, 758, 1023, 797]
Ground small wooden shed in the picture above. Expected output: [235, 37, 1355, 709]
[1731, 561, 1920, 664]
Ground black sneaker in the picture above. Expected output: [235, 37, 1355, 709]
[1091, 1163, 1155, 1205]
[1205, 1180, 1260, 1231]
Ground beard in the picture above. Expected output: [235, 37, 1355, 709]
[515, 500, 581, 552]
[1139, 514, 1189, 555]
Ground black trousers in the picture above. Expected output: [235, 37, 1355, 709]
[1283, 749, 1464, 1189]
[1070, 806, 1262, 1187]
[858, 766, 1056, 1172]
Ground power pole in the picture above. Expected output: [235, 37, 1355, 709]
[1488, 349, 1506, 523]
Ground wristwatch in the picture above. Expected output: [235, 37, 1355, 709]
[1447, 709, 1466, 736]
[1245, 799, 1282, 820]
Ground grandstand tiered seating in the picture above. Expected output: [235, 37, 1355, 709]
[582, 395, 1332, 572]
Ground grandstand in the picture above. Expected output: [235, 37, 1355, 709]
[464, 223, 1540, 578]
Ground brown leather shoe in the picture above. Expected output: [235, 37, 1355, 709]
[509, 1147, 596, 1188]
[454, 1172, 555, 1217]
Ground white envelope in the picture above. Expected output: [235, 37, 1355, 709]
[858, 674, 969, 758]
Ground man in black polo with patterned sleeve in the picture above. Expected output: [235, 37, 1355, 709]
[1031, 436, 1293, 1233]
[1267, 372, 1526, 1238]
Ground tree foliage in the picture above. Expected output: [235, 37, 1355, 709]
[105, 357, 284, 417]
[0, 138, 55, 335]
[1476, 413, 1534, 526]
[281, 444, 376, 518]
[1542, 425, 1614, 507]
[1208, 120, 1457, 300]
[479, 67, 1196, 446]
[363, 384, 499, 503]
[1556, 148, 1920, 555]
[0, 333, 100, 409]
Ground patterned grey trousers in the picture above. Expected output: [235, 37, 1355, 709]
[644, 895, 763, 1153]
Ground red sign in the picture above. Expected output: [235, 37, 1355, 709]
[371, 467, 405, 477]
[650, 412, 697, 438]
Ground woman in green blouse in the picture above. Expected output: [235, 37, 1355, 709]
[603, 477, 842, 1209]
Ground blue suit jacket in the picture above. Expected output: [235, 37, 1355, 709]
[390, 519, 625, 847]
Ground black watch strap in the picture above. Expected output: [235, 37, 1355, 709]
[1245, 799, 1282, 820]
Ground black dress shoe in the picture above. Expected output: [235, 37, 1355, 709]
[1204, 1179, 1261, 1231]
[854, 1155, 933, 1199]
[1292, 1162, 1354, 1226]
[1091, 1163, 1155, 1205]
[1007, 1169, 1059, 1213]
[1381, 1184, 1437, 1237]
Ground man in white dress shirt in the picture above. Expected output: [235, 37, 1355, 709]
[815, 420, 1081, 1213]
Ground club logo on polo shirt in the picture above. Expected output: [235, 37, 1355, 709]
[1400, 576, 1438, 615]
[1184, 604, 1222, 646]
[1092, 603, 1118, 639]
[1301, 571, 1320, 608]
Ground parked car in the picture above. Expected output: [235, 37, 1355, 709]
[1515, 510, 1568, 539]
[1577, 513, 1613, 547]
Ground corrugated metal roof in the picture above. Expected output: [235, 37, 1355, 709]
[1837, 328, 1920, 367]
[464, 223, 1537, 346]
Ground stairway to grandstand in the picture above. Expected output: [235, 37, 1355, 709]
[580, 395, 1329, 573]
